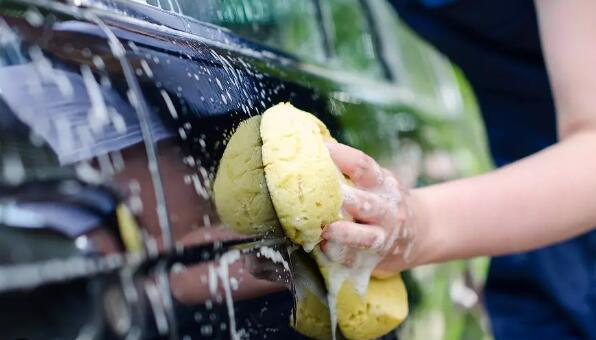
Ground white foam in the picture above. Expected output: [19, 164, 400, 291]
[258, 246, 290, 271]
[301, 240, 319, 253]
[316, 244, 381, 340]
[215, 250, 241, 340]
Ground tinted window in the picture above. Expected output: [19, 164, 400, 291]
[323, 0, 386, 80]
[176, 0, 388, 80]
[177, 0, 327, 64]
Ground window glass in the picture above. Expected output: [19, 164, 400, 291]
[324, 0, 386, 80]
[177, 0, 327, 64]
[135, 0, 387, 80]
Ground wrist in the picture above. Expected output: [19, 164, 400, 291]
[407, 187, 436, 267]
[410, 185, 454, 267]
[374, 186, 440, 276]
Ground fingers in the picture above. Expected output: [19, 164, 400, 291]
[322, 220, 385, 250]
[342, 184, 396, 224]
[326, 142, 384, 188]
[323, 142, 414, 273]
[381, 168, 401, 196]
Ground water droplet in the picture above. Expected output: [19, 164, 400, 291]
[24, 8, 44, 27]
[178, 127, 187, 140]
[160, 90, 178, 119]
[140, 59, 154, 78]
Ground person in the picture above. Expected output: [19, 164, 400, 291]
[320, 1, 596, 339]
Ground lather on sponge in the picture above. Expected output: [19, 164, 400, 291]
[213, 103, 408, 339]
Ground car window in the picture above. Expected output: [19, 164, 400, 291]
[175, 0, 327, 64]
[176, 0, 388, 81]
[366, 0, 463, 117]
[322, 0, 387, 80]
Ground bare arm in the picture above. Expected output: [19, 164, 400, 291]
[322, 0, 596, 274]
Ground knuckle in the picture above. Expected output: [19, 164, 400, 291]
[376, 206, 388, 219]
[364, 233, 378, 247]
[385, 175, 400, 190]
[359, 195, 374, 214]
[355, 153, 375, 174]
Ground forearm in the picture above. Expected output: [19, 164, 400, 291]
[413, 0, 596, 266]
[413, 131, 596, 266]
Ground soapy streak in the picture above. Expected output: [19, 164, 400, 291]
[208, 250, 243, 340]
[258, 246, 290, 271]
[318, 243, 381, 340]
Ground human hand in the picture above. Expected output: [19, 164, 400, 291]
[321, 142, 418, 277]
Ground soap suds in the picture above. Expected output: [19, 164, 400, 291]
[214, 250, 242, 340]
[258, 246, 290, 271]
[317, 243, 381, 339]
[301, 240, 319, 253]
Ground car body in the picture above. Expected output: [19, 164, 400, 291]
[0, 0, 491, 339]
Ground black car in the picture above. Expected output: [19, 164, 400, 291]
[0, 0, 491, 339]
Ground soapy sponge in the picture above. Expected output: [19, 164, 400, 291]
[292, 250, 332, 340]
[336, 275, 408, 339]
[260, 103, 343, 249]
[212, 116, 281, 235]
[292, 248, 408, 340]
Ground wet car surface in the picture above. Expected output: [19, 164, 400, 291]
[0, 0, 491, 339]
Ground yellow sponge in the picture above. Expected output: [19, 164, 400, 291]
[307, 248, 408, 340]
[294, 289, 332, 339]
[260, 103, 343, 250]
[212, 116, 281, 235]
[335, 275, 408, 339]
[292, 250, 332, 340]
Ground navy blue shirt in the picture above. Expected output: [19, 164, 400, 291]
[389, 1, 596, 339]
